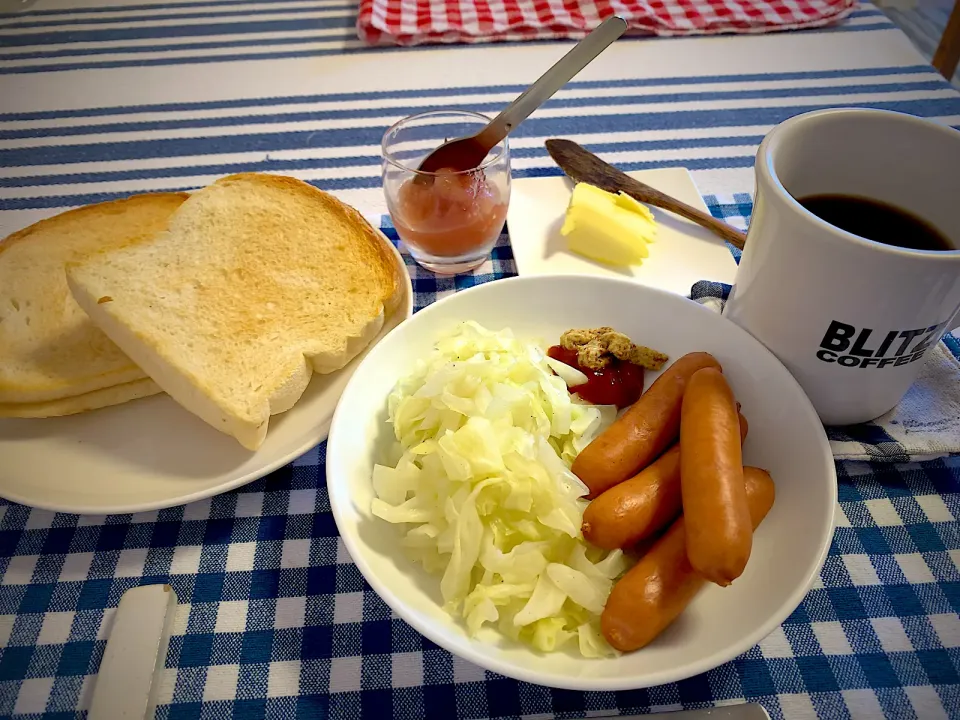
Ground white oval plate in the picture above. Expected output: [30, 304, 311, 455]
[0, 238, 413, 515]
[327, 274, 835, 691]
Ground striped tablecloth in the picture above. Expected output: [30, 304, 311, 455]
[2, 2, 960, 718]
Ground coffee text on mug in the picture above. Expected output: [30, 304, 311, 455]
[816, 319, 950, 369]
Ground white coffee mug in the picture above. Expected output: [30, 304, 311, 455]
[723, 108, 960, 426]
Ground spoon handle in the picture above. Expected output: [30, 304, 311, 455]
[476, 16, 628, 148]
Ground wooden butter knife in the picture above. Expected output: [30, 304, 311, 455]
[545, 138, 747, 250]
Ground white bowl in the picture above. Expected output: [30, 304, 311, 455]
[326, 275, 835, 690]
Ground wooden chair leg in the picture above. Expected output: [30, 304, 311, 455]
[933, 0, 960, 79]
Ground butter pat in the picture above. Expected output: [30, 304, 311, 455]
[560, 183, 657, 267]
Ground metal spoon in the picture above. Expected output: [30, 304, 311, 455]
[417, 16, 628, 174]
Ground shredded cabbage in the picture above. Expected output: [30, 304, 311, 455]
[372, 321, 628, 657]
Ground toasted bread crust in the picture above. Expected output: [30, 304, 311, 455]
[0, 193, 189, 257]
[0, 379, 162, 418]
[0, 193, 189, 403]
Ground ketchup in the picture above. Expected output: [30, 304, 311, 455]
[547, 345, 644, 409]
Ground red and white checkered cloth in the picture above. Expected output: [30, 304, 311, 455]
[357, 0, 858, 46]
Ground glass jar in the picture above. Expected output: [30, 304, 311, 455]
[382, 110, 511, 274]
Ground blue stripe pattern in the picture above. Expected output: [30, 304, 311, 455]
[0, 5, 895, 75]
[0, 139, 759, 190]
[0, 65, 936, 120]
[1, 3, 357, 30]
[0, 27, 900, 76]
[0, 30, 897, 75]
[0, 0, 335, 19]
[2, 72, 957, 210]
[2, 16, 358, 48]
[1, 81, 951, 140]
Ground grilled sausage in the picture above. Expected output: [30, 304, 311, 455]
[582, 413, 748, 550]
[680, 367, 750, 586]
[601, 467, 775, 652]
[572, 352, 721, 497]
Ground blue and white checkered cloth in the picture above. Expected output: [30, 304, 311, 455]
[2, 218, 959, 720]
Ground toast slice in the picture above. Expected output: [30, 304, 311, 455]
[67, 173, 403, 450]
[0, 193, 188, 403]
[0, 379, 162, 418]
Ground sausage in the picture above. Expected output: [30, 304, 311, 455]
[572, 352, 721, 498]
[582, 413, 749, 550]
[601, 467, 775, 652]
[680, 367, 750, 586]
[582, 445, 681, 550]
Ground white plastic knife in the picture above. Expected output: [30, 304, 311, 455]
[89, 584, 179, 720]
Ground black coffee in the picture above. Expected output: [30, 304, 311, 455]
[797, 194, 954, 252]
